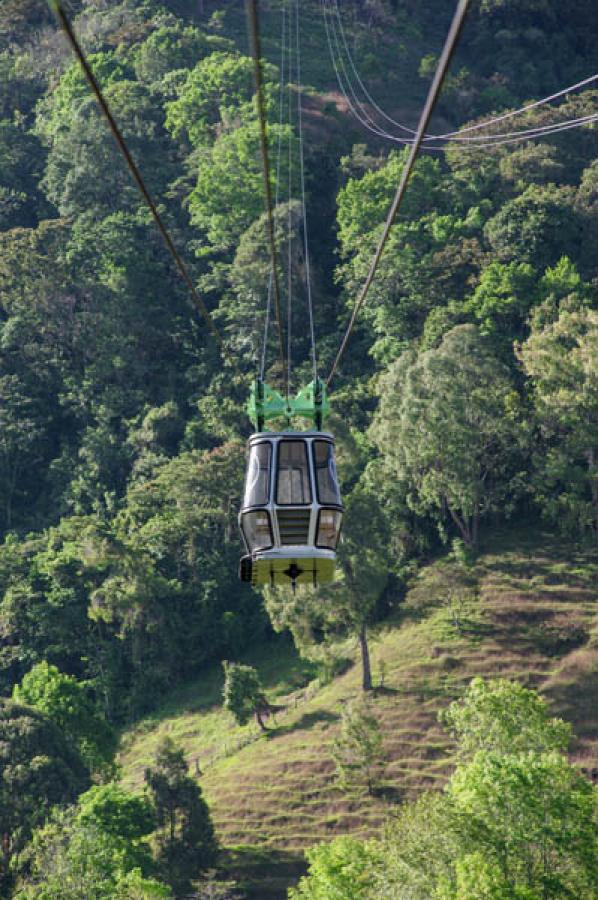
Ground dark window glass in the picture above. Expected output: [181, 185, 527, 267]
[313, 441, 341, 505]
[316, 509, 342, 550]
[276, 441, 312, 505]
[243, 442, 271, 508]
[241, 510, 273, 551]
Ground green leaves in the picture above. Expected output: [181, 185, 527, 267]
[165, 52, 265, 147]
[439, 676, 571, 758]
[144, 738, 217, 894]
[332, 701, 385, 796]
[518, 303, 598, 533]
[447, 751, 598, 899]
[13, 661, 117, 777]
[372, 325, 528, 546]
[222, 661, 267, 728]
[297, 679, 598, 899]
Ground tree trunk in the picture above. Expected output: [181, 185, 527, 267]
[255, 703, 269, 730]
[447, 503, 472, 545]
[472, 500, 480, 548]
[359, 622, 373, 692]
[587, 449, 598, 504]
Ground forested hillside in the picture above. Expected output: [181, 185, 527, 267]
[1, 0, 598, 897]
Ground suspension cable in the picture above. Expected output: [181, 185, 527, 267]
[287, 0, 294, 398]
[327, 0, 598, 147]
[261, 0, 288, 381]
[322, 0, 410, 146]
[295, 0, 318, 382]
[327, 0, 471, 387]
[246, 0, 287, 383]
[323, 0, 598, 152]
[47, 0, 234, 366]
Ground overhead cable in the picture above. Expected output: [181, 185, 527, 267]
[261, 1, 288, 381]
[47, 0, 233, 366]
[287, 0, 294, 397]
[327, 0, 471, 387]
[328, 0, 598, 144]
[246, 0, 287, 384]
[295, 0, 318, 382]
[324, 0, 598, 150]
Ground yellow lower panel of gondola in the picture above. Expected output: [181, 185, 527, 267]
[251, 554, 336, 586]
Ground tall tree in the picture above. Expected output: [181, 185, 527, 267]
[0, 700, 89, 890]
[518, 302, 598, 535]
[372, 325, 527, 546]
[145, 738, 217, 896]
[222, 661, 271, 730]
[13, 661, 117, 776]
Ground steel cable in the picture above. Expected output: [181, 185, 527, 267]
[47, 0, 235, 366]
[324, 0, 598, 150]
[261, 1, 288, 381]
[327, 0, 471, 387]
[246, 0, 287, 384]
[295, 0, 318, 383]
[330, 0, 598, 143]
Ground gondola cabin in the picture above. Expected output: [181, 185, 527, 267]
[239, 380, 343, 588]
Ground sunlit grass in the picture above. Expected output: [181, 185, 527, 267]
[118, 526, 598, 897]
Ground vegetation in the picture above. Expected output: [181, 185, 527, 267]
[293, 680, 598, 899]
[145, 738, 218, 895]
[1, 0, 598, 895]
[332, 701, 385, 796]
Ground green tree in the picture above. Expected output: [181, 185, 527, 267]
[372, 325, 527, 546]
[0, 374, 44, 532]
[222, 661, 271, 730]
[14, 808, 170, 900]
[133, 23, 224, 86]
[0, 700, 89, 889]
[13, 662, 117, 776]
[439, 676, 571, 758]
[144, 738, 217, 895]
[484, 184, 581, 271]
[165, 52, 270, 147]
[76, 784, 155, 873]
[289, 837, 380, 900]
[295, 680, 598, 899]
[332, 701, 385, 796]
[188, 120, 294, 251]
[518, 302, 598, 534]
[445, 750, 598, 899]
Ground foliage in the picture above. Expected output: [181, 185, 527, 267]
[297, 680, 598, 899]
[13, 662, 117, 776]
[372, 325, 528, 545]
[13, 807, 170, 900]
[144, 738, 217, 895]
[0, 700, 89, 887]
[332, 701, 385, 795]
[439, 676, 572, 758]
[289, 837, 381, 900]
[518, 303, 598, 534]
[76, 783, 155, 873]
[222, 661, 269, 729]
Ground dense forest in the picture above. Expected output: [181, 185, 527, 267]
[1, 0, 598, 896]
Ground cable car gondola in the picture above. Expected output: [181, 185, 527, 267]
[239, 379, 343, 589]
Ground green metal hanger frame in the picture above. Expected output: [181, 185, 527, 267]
[248, 378, 330, 431]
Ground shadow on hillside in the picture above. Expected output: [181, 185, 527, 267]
[479, 549, 598, 591]
[222, 845, 307, 900]
[543, 657, 598, 745]
[373, 783, 404, 803]
[268, 708, 339, 739]
[373, 685, 399, 697]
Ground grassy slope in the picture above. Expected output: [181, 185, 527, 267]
[119, 527, 598, 897]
